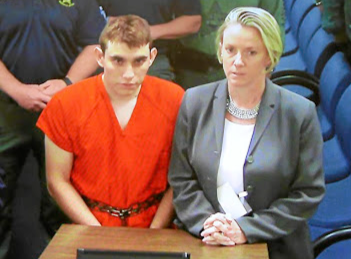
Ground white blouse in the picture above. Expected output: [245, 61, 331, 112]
[217, 119, 255, 194]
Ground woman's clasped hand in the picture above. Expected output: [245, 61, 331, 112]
[201, 213, 247, 246]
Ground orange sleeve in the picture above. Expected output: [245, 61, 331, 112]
[36, 96, 74, 153]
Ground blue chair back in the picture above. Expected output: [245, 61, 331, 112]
[284, 0, 297, 18]
[290, 0, 315, 36]
[335, 85, 351, 165]
[298, 7, 322, 54]
[319, 52, 351, 127]
[305, 27, 337, 77]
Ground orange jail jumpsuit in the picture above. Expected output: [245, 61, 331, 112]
[37, 74, 184, 227]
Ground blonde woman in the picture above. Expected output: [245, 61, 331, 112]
[169, 7, 325, 259]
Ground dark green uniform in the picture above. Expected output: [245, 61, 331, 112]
[321, 0, 351, 61]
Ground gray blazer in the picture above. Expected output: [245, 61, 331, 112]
[168, 79, 325, 259]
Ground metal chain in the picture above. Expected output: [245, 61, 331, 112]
[83, 191, 165, 220]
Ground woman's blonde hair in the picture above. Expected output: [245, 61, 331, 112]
[216, 7, 283, 72]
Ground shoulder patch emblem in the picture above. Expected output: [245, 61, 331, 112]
[59, 0, 75, 7]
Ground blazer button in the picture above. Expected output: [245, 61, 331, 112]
[247, 155, 254, 164]
[247, 185, 254, 191]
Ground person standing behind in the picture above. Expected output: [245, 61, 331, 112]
[169, 7, 324, 259]
[319, 0, 351, 62]
[0, 1, 106, 258]
[174, 0, 285, 89]
[97, 0, 202, 81]
[37, 15, 184, 229]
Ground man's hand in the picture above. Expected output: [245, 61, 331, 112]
[39, 79, 67, 97]
[201, 213, 247, 246]
[11, 83, 51, 112]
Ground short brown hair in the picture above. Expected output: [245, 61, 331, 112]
[99, 15, 153, 52]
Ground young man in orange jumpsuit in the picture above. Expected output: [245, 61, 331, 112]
[37, 15, 184, 228]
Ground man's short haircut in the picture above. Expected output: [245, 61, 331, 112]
[99, 14, 153, 52]
[216, 7, 283, 72]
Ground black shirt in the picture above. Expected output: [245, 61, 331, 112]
[97, 0, 201, 54]
[0, 0, 106, 84]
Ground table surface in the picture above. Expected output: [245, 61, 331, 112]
[40, 224, 269, 259]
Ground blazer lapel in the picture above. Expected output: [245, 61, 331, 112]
[209, 79, 228, 211]
[248, 79, 280, 155]
[213, 79, 228, 154]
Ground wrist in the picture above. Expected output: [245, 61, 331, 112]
[6, 81, 24, 98]
[62, 77, 73, 86]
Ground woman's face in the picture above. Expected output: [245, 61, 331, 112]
[220, 23, 271, 89]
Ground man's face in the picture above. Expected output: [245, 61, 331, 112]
[97, 41, 157, 97]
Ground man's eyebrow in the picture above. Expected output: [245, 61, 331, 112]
[134, 55, 148, 60]
[110, 55, 125, 59]
[109, 55, 148, 61]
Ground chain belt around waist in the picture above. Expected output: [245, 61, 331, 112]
[83, 191, 165, 223]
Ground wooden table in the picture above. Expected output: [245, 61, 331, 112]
[40, 224, 268, 259]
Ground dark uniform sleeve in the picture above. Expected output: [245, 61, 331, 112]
[173, 0, 202, 17]
[321, 0, 345, 34]
[75, 0, 106, 46]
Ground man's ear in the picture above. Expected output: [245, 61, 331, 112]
[149, 47, 158, 67]
[95, 46, 104, 68]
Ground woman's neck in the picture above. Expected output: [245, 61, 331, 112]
[228, 80, 266, 109]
